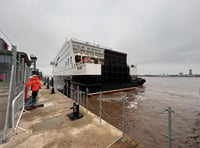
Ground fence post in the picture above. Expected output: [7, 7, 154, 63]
[79, 89, 81, 105]
[99, 91, 102, 124]
[121, 95, 127, 142]
[86, 88, 89, 114]
[66, 82, 68, 97]
[2, 46, 17, 142]
[77, 85, 79, 103]
[165, 107, 174, 148]
[2, 65, 14, 142]
[70, 86, 73, 100]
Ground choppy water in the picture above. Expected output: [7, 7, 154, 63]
[88, 77, 200, 148]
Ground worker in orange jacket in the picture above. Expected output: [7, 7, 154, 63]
[24, 75, 41, 104]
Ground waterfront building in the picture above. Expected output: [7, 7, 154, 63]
[189, 69, 192, 76]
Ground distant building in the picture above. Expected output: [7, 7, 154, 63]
[30, 55, 37, 72]
[179, 72, 183, 76]
[189, 69, 192, 76]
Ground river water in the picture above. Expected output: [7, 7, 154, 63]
[88, 77, 200, 148]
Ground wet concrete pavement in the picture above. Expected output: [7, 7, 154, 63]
[0, 85, 142, 148]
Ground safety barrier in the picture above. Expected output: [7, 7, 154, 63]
[2, 46, 31, 143]
[69, 85, 89, 113]
[12, 90, 24, 128]
[68, 84, 127, 141]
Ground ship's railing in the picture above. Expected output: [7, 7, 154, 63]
[2, 46, 31, 143]
[71, 38, 112, 50]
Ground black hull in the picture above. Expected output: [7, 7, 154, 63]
[54, 75, 145, 94]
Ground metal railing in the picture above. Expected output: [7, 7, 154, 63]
[69, 85, 89, 113]
[12, 90, 24, 128]
[2, 46, 31, 142]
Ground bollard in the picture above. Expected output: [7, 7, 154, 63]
[68, 102, 83, 120]
[46, 77, 49, 89]
[50, 78, 55, 94]
[51, 87, 55, 94]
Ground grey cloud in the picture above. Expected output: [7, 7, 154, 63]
[0, 0, 200, 75]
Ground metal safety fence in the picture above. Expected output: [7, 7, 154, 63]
[2, 46, 31, 142]
[69, 85, 89, 113]
[59, 82, 199, 147]
[67, 85, 126, 142]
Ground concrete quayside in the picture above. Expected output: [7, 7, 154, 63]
[0, 84, 143, 148]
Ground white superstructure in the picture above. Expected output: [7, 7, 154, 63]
[53, 38, 105, 76]
[52, 38, 140, 93]
[52, 38, 136, 77]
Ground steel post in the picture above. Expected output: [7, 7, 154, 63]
[165, 107, 174, 148]
[86, 88, 88, 114]
[2, 46, 17, 142]
[2, 65, 14, 142]
[77, 85, 79, 103]
[99, 91, 102, 124]
[121, 96, 127, 142]
[66, 82, 68, 97]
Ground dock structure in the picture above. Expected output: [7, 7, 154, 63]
[0, 85, 142, 148]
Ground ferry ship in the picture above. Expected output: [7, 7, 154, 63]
[52, 38, 145, 95]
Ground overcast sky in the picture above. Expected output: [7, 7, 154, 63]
[0, 0, 200, 75]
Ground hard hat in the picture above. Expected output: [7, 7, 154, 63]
[29, 76, 33, 79]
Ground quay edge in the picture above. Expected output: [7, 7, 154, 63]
[0, 84, 143, 148]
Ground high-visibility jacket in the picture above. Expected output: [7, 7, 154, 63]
[24, 75, 41, 91]
[34, 75, 41, 89]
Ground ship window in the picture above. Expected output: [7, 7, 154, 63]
[70, 56, 72, 64]
[82, 46, 85, 48]
[75, 55, 81, 63]
[56, 57, 60, 61]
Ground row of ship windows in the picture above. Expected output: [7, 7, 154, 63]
[72, 44, 102, 53]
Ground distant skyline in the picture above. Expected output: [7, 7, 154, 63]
[0, 0, 200, 75]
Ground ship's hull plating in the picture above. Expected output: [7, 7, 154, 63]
[54, 74, 145, 94]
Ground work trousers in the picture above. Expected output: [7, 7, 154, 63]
[32, 91, 38, 103]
